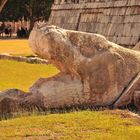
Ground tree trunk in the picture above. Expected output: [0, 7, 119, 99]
[0, 0, 8, 13]
[30, 20, 35, 30]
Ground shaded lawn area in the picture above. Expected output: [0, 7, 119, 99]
[0, 39, 33, 56]
[0, 111, 139, 140]
[0, 60, 59, 91]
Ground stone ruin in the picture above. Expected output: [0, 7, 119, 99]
[49, 0, 140, 48]
[0, 24, 140, 115]
[0, 0, 140, 115]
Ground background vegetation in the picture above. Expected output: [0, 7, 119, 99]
[0, 0, 54, 28]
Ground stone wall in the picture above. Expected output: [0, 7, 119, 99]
[49, 0, 140, 48]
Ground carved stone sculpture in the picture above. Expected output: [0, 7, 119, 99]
[29, 24, 140, 110]
[0, 24, 140, 115]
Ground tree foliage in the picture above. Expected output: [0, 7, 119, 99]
[0, 0, 53, 22]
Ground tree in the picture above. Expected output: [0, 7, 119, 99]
[0, 0, 54, 28]
[25, 0, 53, 28]
[0, 0, 8, 13]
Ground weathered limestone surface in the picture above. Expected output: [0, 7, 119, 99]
[0, 54, 48, 64]
[29, 24, 140, 110]
[0, 89, 44, 114]
[0, 89, 29, 114]
[49, 0, 140, 48]
[0, 25, 140, 115]
[134, 41, 140, 51]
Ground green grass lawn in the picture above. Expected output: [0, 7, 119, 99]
[0, 39, 60, 91]
[0, 60, 59, 91]
[0, 110, 139, 140]
[0, 39, 33, 56]
[0, 39, 59, 91]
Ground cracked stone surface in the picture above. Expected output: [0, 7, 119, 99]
[0, 24, 140, 115]
[133, 41, 140, 51]
[28, 24, 140, 110]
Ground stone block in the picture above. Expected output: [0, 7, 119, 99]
[104, 8, 126, 16]
[117, 37, 130, 45]
[124, 15, 134, 23]
[106, 23, 118, 36]
[67, 16, 78, 24]
[78, 23, 87, 31]
[127, 0, 140, 6]
[108, 36, 117, 43]
[114, 0, 128, 7]
[89, 22, 98, 33]
[100, 15, 112, 23]
[130, 36, 140, 45]
[111, 16, 124, 23]
[116, 36, 139, 46]
[114, 23, 124, 37]
[96, 23, 105, 34]
[49, 0, 140, 48]
[130, 23, 140, 36]
[122, 23, 132, 37]
[133, 15, 140, 22]
[125, 7, 140, 15]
